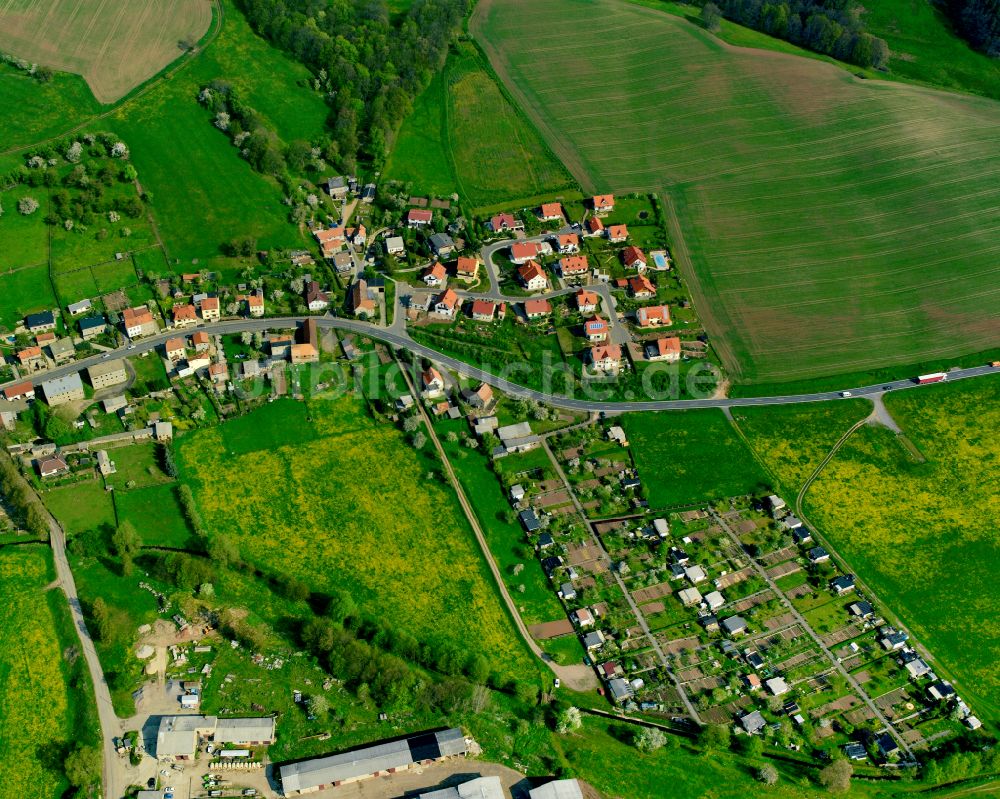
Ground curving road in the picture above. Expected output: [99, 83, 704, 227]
[3, 314, 997, 412]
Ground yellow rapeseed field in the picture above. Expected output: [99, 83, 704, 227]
[180, 398, 532, 675]
[0, 548, 75, 799]
[803, 377, 1000, 718]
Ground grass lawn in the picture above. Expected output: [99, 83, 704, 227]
[385, 41, 577, 211]
[0, 262, 57, 331]
[116, 484, 195, 549]
[44, 479, 117, 534]
[383, 66, 457, 197]
[622, 409, 771, 507]
[178, 395, 536, 680]
[0, 187, 48, 271]
[802, 376, 1000, 720]
[0, 546, 95, 799]
[438, 423, 566, 628]
[472, 0, 1000, 384]
[103, 442, 171, 490]
[731, 399, 872, 492]
[106, 0, 327, 263]
[218, 397, 316, 454]
[0, 63, 101, 151]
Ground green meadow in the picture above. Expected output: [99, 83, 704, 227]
[622, 409, 770, 507]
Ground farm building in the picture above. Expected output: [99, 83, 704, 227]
[418, 776, 504, 799]
[40, 373, 84, 407]
[529, 780, 584, 799]
[279, 728, 468, 795]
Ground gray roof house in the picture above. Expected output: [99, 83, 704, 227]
[429, 232, 456, 257]
[607, 677, 632, 704]
[720, 616, 748, 636]
[740, 710, 767, 734]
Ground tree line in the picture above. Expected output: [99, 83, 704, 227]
[235, 0, 469, 173]
[946, 0, 1000, 56]
[701, 0, 890, 69]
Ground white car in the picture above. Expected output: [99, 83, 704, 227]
[840, 391, 852, 397]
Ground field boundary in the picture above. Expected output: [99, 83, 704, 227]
[0, 0, 224, 157]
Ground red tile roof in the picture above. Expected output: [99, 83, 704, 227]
[654, 336, 681, 357]
[637, 305, 672, 327]
[559, 255, 589, 274]
[173, 304, 197, 321]
[607, 224, 628, 240]
[539, 202, 563, 219]
[517, 261, 547, 284]
[407, 208, 433, 223]
[575, 289, 599, 309]
[471, 299, 497, 318]
[622, 245, 646, 266]
[628, 275, 656, 296]
[437, 288, 459, 309]
[590, 344, 622, 362]
[455, 257, 479, 276]
[510, 241, 541, 261]
[592, 194, 615, 210]
[524, 298, 552, 315]
[586, 216, 605, 233]
[3, 381, 34, 400]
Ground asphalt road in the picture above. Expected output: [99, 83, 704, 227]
[4, 315, 996, 411]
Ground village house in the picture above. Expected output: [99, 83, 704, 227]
[67, 298, 92, 316]
[830, 574, 856, 595]
[407, 208, 433, 228]
[470, 299, 498, 322]
[523, 298, 552, 320]
[38, 455, 69, 478]
[517, 261, 548, 292]
[622, 245, 647, 271]
[646, 336, 681, 362]
[575, 289, 599, 313]
[572, 608, 595, 627]
[47, 338, 75, 364]
[455, 256, 480, 283]
[607, 224, 628, 243]
[172, 304, 198, 327]
[326, 175, 348, 200]
[429, 232, 456, 258]
[36, 331, 56, 347]
[290, 343, 319, 364]
[346, 224, 366, 247]
[79, 315, 107, 340]
[589, 344, 622, 373]
[25, 310, 56, 333]
[268, 334, 293, 360]
[191, 331, 210, 353]
[510, 241, 542, 265]
[434, 288, 459, 318]
[304, 281, 330, 312]
[538, 202, 563, 221]
[87, 360, 128, 389]
[808, 546, 830, 564]
[678, 587, 702, 607]
[464, 382, 494, 410]
[555, 233, 580, 253]
[721, 616, 748, 637]
[208, 362, 227, 385]
[636, 304, 671, 328]
[164, 338, 186, 361]
[315, 227, 346, 259]
[583, 630, 606, 651]
[350, 280, 377, 318]
[584, 315, 609, 342]
[422, 366, 445, 396]
[585, 216, 604, 237]
[247, 292, 264, 317]
[40, 373, 84, 407]
[123, 306, 158, 338]
[423, 263, 447, 287]
[384, 236, 405, 256]
[199, 296, 220, 321]
[556, 255, 589, 280]
[487, 212, 523, 233]
[17, 346, 45, 371]
[592, 194, 615, 214]
[3, 381, 35, 402]
[627, 274, 656, 299]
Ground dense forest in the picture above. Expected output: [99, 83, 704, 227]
[237, 0, 469, 173]
[948, 0, 1000, 55]
[702, 0, 890, 69]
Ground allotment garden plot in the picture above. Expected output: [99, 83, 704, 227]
[472, 0, 1000, 383]
[179, 397, 534, 677]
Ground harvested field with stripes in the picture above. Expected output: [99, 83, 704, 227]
[472, 0, 1000, 383]
[0, 0, 212, 103]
